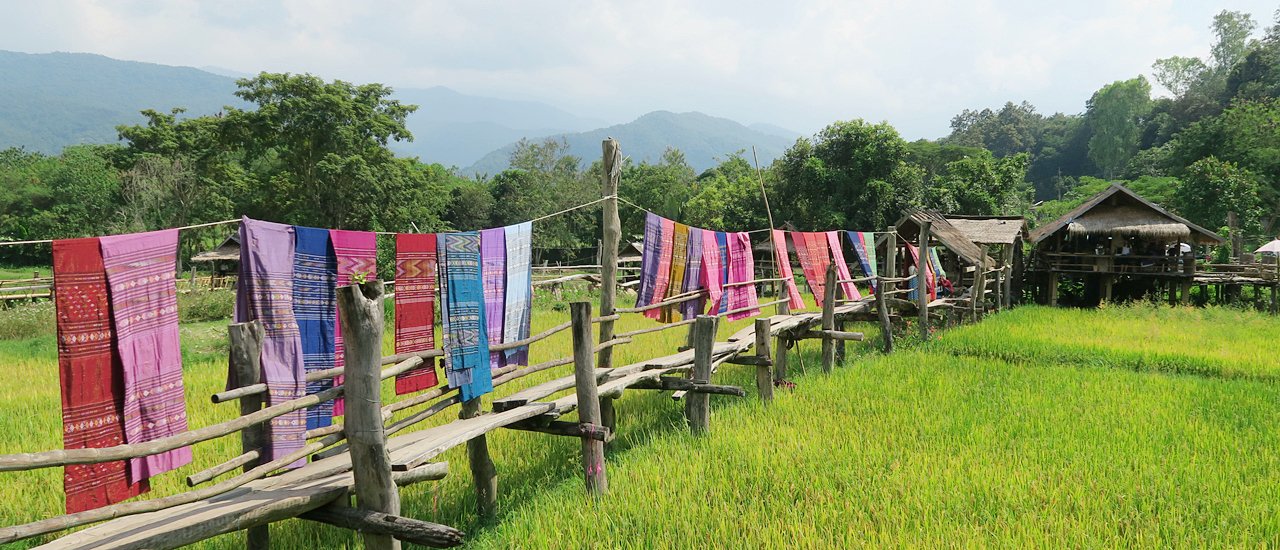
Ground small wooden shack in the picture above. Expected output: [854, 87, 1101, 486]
[889, 211, 997, 301]
[1028, 183, 1225, 306]
[945, 215, 1029, 303]
[190, 234, 240, 289]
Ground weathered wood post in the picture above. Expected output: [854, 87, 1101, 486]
[754, 318, 774, 403]
[598, 138, 621, 371]
[917, 220, 931, 340]
[1272, 254, 1278, 315]
[686, 315, 717, 435]
[1002, 245, 1015, 309]
[875, 276, 893, 354]
[1182, 251, 1195, 306]
[882, 228, 898, 351]
[336, 281, 401, 550]
[570, 301, 608, 494]
[227, 321, 269, 550]
[820, 263, 837, 373]
[459, 397, 497, 521]
[992, 254, 1003, 313]
[975, 256, 988, 320]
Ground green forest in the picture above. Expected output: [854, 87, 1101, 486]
[2, 9, 1278, 266]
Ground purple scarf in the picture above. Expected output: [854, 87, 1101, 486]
[681, 227, 705, 319]
[480, 227, 506, 370]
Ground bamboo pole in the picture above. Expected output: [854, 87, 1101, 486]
[336, 281, 400, 550]
[598, 138, 621, 371]
[820, 263, 837, 373]
[753, 318, 774, 403]
[917, 220, 931, 340]
[686, 315, 717, 435]
[571, 302, 608, 494]
[227, 321, 270, 550]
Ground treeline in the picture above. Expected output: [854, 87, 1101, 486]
[2, 9, 1278, 267]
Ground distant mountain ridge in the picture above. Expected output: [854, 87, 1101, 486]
[465, 111, 797, 175]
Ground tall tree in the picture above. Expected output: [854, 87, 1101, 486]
[1086, 77, 1152, 178]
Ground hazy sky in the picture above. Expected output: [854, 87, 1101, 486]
[2, 0, 1276, 139]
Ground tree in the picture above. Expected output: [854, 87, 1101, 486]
[684, 153, 771, 231]
[925, 152, 1031, 216]
[619, 147, 696, 238]
[1210, 10, 1258, 78]
[943, 101, 1042, 157]
[1152, 56, 1209, 97]
[1176, 156, 1262, 240]
[1086, 77, 1152, 178]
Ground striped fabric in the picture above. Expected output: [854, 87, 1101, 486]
[659, 223, 689, 323]
[930, 248, 948, 280]
[394, 233, 439, 395]
[502, 222, 533, 366]
[826, 231, 862, 301]
[480, 227, 506, 370]
[53, 238, 149, 513]
[328, 229, 376, 417]
[846, 231, 878, 292]
[635, 213, 663, 309]
[236, 218, 306, 465]
[440, 232, 492, 401]
[293, 226, 337, 429]
[681, 227, 705, 319]
[771, 230, 805, 310]
[100, 229, 192, 483]
[643, 217, 676, 320]
[725, 232, 759, 320]
[700, 230, 724, 315]
[793, 232, 832, 307]
[714, 232, 730, 314]
[904, 242, 937, 301]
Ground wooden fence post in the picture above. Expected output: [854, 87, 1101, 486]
[571, 302, 608, 494]
[875, 278, 893, 354]
[992, 257, 1002, 313]
[753, 318, 774, 403]
[598, 139, 621, 371]
[975, 256, 988, 320]
[821, 263, 837, 373]
[917, 220, 931, 341]
[336, 281, 401, 550]
[460, 397, 497, 520]
[882, 228, 898, 352]
[686, 315, 717, 435]
[228, 321, 269, 550]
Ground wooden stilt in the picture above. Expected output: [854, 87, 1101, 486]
[686, 315, 717, 434]
[754, 318, 774, 404]
[875, 277, 893, 354]
[570, 302, 607, 494]
[460, 398, 496, 521]
[597, 139, 621, 370]
[227, 321, 269, 550]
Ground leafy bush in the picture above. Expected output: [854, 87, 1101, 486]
[177, 290, 235, 324]
[0, 301, 55, 340]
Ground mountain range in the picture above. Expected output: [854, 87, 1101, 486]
[0, 50, 800, 173]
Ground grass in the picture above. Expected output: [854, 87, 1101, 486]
[1, 299, 1278, 547]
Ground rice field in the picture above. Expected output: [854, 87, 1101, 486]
[1, 300, 1278, 547]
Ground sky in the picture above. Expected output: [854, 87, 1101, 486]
[1, 0, 1277, 139]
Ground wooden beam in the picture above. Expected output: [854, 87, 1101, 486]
[598, 138, 621, 370]
[632, 376, 746, 397]
[725, 355, 772, 367]
[459, 398, 496, 521]
[571, 302, 608, 494]
[336, 281, 400, 550]
[754, 319, 774, 404]
[227, 321, 269, 549]
[300, 505, 464, 548]
[794, 329, 865, 342]
[505, 419, 612, 442]
[685, 315, 717, 435]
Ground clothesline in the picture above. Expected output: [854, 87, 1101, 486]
[0, 219, 242, 247]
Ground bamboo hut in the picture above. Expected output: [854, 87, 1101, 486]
[945, 215, 1028, 303]
[1028, 183, 1224, 306]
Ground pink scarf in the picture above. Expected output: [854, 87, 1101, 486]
[826, 231, 862, 301]
[329, 229, 377, 417]
[700, 230, 724, 314]
[771, 230, 805, 310]
[725, 232, 759, 320]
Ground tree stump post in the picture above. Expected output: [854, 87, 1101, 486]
[228, 321, 269, 550]
[570, 302, 608, 494]
[598, 139, 621, 370]
[460, 397, 497, 521]
[917, 220, 931, 340]
[753, 318, 774, 403]
[821, 263, 837, 373]
[686, 315, 717, 435]
[336, 281, 401, 550]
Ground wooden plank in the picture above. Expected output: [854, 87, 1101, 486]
[388, 404, 555, 472]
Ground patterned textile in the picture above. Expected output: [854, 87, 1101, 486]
[635, 213, 664, 309]
[904, 242, 937, 301]
[725, 232, 759, 320]
[440, 232, 492, 401]
[236, 218, 306, 464]
[480, 227, 506, 370]
[700, 230, 724, 315]
[54, 238, 149, 513]
[681, 227, 705, 319]
[394, 233, 439, 395]
[714, 232, 730, 314]
[292, 226, 337, 430]
[846, 231, 878, 292]
[100, 229, 191, 482]
[659, 223, 689, 323]
[930, 248, 948, 280]
[502, 222, 533, 366]
[643, 217, 676, 320]
[328, 229, 376, 417]
[826, 231, 863, 301]
[793, 232, 832, 307]
[771, 230, 806, 310]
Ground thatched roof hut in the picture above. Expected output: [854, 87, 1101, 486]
[945, 215, 1028, 245]
[191, 234, 240, 263]
[1029, 183, 1224, 245]
[890, 210, 994, 266]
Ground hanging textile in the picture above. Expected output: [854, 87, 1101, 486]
[826, 231, 863, 302]
[846, 231, 878, 292]
[659, 223, 690, 323]
[635, 212, 664, 309]
[793, 232, 832, 307]
[725, 232, 759, 320]
[235, 218, 306, 464]
[53, 238, 149, 513]
[292, 226, 337, 430]
[502, 222, 533, 366]
[100, 229, 191, 482]
[700, 230, 724, 315]
[480, 227, 506, 370]
[681, 227, 705, 319]
[643, 217, 676, 320]
[714, 231, 730, 314]
[393, 233, 439, 395]
[904, 242, 937, 301]
[439, 232, 493, 401]
[771, 230, 805, 310]
[930, 248, 948, 280]
[328, 229, 376, 417]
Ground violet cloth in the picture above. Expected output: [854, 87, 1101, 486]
[772, 230, 806, 310]
[681, 227, 706, 319]
[826, 231, 862, 301]
[292, 226, 337, 429]
[643, 217, 676, 320]
[725, 232, 760, 320]
[328, 229, 376, 417]
[480, 227, 506, 370]
[100, 229, 192, 483]
[235, 218, 307, 465]
[502, 222, 533, 366]
[635, 212, 664, 309]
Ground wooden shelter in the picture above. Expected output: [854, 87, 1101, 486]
[945, 215, 1028, 304]
[190, 234, 240, 289]
[1028, 183, 1225, 306]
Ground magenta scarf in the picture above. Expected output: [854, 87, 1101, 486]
[329, 229, 377, 417]
[826, 231, 862, 301]
[771, 230, 805, 310]
[725, 232, 759, 320]
[644, 217, 676, 320]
